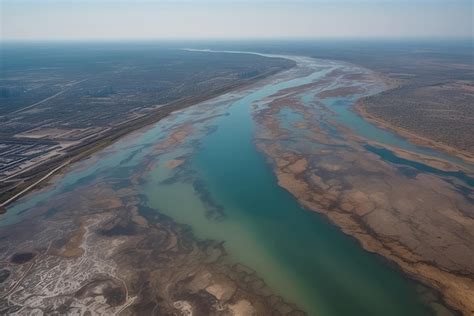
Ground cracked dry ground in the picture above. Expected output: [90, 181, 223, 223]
[0, 183, 304, 315]
[254, 87, 474, 315]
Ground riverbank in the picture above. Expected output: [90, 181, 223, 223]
[355, 97, 474, 165]
[252, 57, 474, 315]
[256, 109, 474, 315]
[142, 55, 448, 316]
[0, 170, 304, 314]
[0, 64, 292, 212]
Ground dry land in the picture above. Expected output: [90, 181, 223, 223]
[356, 80, 474, 163]
[0, 183, 303, 315]
[253, 65, 474, 315]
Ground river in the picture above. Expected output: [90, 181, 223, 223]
[3, 52, 467, 315]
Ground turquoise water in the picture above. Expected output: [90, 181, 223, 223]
[366, 145, 474, 188]
[324, 97, 473, 172]
[2, 54, 461, 315]
[144, 58, 446, 315]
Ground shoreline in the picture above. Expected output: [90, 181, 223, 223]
[354, 100, 474, 166]
[0, 64, 293, 212]
[253, 67, 474, 315]
[0, 166, 305, 314]
[256, 127, 474, 316]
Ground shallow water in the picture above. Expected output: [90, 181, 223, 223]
[144, 56, 450, 315]
[324, 97, 473, 172]
[2, 53, 465, 315]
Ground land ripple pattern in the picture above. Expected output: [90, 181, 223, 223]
[1, 53, 472, 315]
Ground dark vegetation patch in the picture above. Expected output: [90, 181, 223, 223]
[0, 269, 11, 283]
[10, 252, 36, 264]
[103, 286, 126, 306]
[98, 216, 137, 236]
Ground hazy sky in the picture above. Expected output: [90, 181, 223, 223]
[1, 0, 472, 40]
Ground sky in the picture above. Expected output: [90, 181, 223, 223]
[1, 0, 473, 40]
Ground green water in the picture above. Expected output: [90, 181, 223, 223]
[2, 54, 457, 315]
[144, 57, 441, 315]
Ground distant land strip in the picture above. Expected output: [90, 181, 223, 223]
[355, 100, 474, 165]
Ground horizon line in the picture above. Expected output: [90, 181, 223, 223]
[2, 36, 473, 43]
